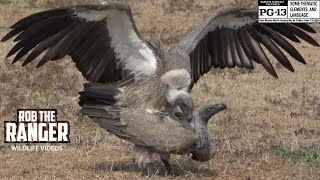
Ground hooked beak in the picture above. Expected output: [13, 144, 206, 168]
[216, 104, 227, 111]
[211, 104, 227, 115]
[178, 103, 193, 122]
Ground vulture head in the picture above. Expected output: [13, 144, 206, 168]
[166, 90, 193, 121]
[195, 104, 227, 123]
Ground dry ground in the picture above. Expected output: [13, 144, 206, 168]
[0, 0, 319, 179]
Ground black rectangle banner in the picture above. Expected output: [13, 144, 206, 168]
[258, 0, 288, 6]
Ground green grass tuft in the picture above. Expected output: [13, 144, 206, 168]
[32, 86, 60, 109]
[275, 148, 320, 163]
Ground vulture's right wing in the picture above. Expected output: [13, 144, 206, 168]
[1, 2, 158, 83]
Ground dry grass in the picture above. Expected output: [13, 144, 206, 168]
[0, 0, 319, 179]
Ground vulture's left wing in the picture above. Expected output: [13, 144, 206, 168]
[176, 6, 319, 86]
[1, 2, 158, 83]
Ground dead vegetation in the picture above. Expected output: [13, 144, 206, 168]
[0, 0, 319, 179]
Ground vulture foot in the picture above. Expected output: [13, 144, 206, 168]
[141, 163, 158, 177]
[161, 158, 173, 176]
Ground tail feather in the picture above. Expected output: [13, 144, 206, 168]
[79, 83, 120, 106]
[79, 83, 138, 142]
[80, 104, 120, 119]
[80, 104, 130, 138]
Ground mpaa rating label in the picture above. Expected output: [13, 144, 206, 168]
[259, 0, 320, 23]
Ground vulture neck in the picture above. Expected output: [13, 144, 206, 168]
[192, 114, 210, 149]
[190, 113, 214, 162]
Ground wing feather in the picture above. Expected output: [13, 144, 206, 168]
[266, 23, 300, 43]
[194, 45, 200, 80]
[248, 26, 294, 72]
[26, 22, 79, 66]
[256, 24, 306, 64]
[200, 39, 205, 73]
[228, 30, 242, 67]
[225, 28, 234, 67]
[243, 26, 278, 77]
[204, 35, 212, 69]
[219, 28, 227, 68]
[292, 23, 316, 33]
[210, 29, 220, 68]
[238, 27, 254, 61]
[280, 24, 319, 46]
[233, 30, 253, 69]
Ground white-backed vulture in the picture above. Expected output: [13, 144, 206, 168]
[1, 2, 319, 117]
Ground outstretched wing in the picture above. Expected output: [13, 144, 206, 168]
[176, 6, 319, 86]
[1, 2, 158, 83]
